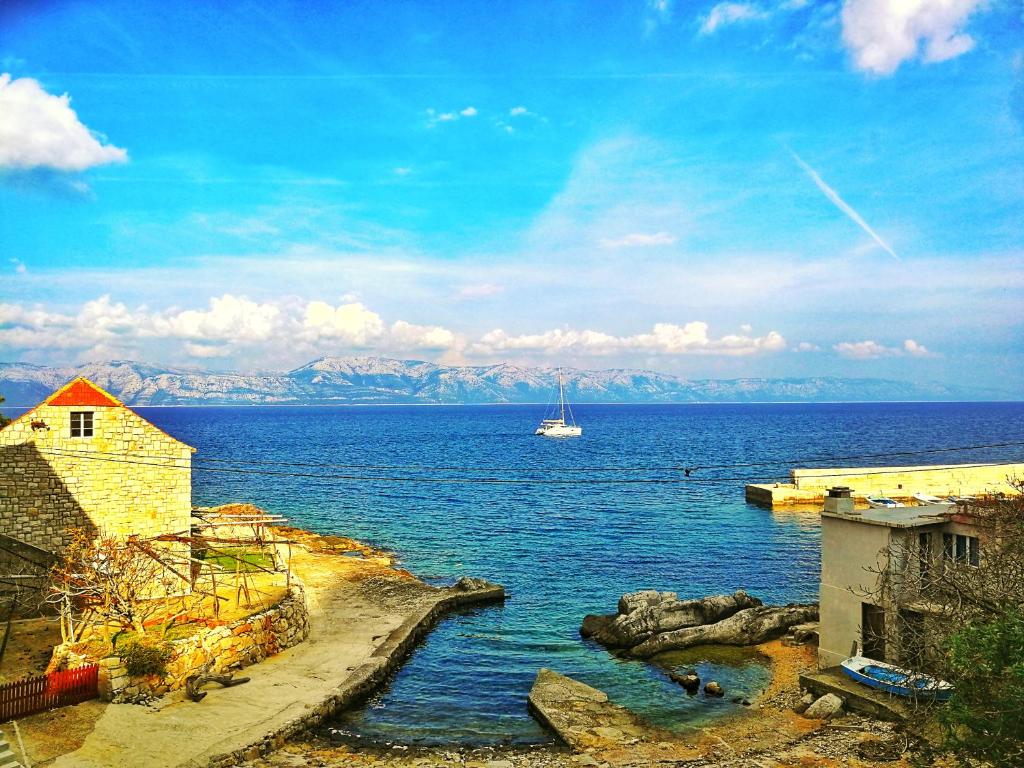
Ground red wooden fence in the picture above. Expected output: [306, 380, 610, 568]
[0, 664, 99, 722]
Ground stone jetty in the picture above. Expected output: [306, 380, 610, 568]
[581, 590, 818, 658]
[527, 669, 680, 758]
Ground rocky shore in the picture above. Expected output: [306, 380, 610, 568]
[240, 588, 919, 768]
[581, 590, 819, 658]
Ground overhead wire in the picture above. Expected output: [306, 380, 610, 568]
[23, 439, 1024, 475]
[30, 445, 1022, 486]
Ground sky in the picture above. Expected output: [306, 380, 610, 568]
[0, 0, 1022, 391]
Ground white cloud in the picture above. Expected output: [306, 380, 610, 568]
[600, 231, 678, 248]
[787, 148, 898, 260]
[796, 341, 821, 352]
[393, 167, 412, 176]
[834, 338, 935, 359]
[390, 320, 457, 351]
[841, 0, 986, 75]
[471, 322, 786, 357]
[460, 106, 478, 117]
[9, 258, 26, 274]
[302, 301, 384, 346]
[700, 2, 769, 35]
[903, 338, 933, 357]
[156, 295, 280, 343]
[0, 73, 127, 172]
[509, 106, 529, 116]
[0, 294, 464, 361]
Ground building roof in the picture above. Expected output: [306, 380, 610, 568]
[46, 377, 124, 407]
[822, 504, 953, 529]
[1, 376, 196, 452]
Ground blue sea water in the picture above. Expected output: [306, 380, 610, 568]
[8, 401, 1022, 744]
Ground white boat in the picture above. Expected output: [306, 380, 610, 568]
[912, 493, 953, 505]
[866, 496, 905, 508]
[535, 369, 582, 438]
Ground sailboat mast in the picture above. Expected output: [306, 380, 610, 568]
[558, 368, 566, 422]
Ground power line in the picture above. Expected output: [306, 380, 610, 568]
[24, 439, 1024, 475]
[31, 446, 1020, 487]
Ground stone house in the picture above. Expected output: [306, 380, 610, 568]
[817, 486, 983, 669]
[0, 377, 194, 558]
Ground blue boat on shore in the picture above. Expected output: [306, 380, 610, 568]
[840, 656, 953, 701]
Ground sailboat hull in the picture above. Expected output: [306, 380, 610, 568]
[535, 424, 582, 437]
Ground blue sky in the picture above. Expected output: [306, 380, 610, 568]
[0, 0, 1022, 391]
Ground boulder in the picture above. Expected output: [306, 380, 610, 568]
[704, 681, 724, 697]
[804, 693, 845, 720]
[668, 670, 700, 693]
[581, 591, 763, 648]
[628, 603, 819, 658]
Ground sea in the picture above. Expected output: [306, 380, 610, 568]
[7, 401, 1023, 744]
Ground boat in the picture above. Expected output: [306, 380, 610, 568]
[535, 369, 582, 438]
[866, 496, 905, 508]
[840, 656, 953, 701]
[912, 493, 953, 505]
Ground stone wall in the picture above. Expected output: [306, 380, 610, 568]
[95, 586, 308, 703]
[792, 462, 1024, 498]
[0, 403, 192, 554]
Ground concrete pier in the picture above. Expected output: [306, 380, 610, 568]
[746, 461, 1024, 508]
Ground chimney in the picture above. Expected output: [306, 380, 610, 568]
[823, 486, 855, 515]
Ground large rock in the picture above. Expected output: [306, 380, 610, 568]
[804, 693, 845, 720]
[628, 604, 819, 658]
[581, 590, 763, 648]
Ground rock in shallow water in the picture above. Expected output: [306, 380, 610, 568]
[580, 590, 763, 648]
[627, 603, 820, 658]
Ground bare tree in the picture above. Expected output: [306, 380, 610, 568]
[862, 480, 1024, 765]
[46, 529, 195, 646]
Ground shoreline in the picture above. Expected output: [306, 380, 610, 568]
[28, 517, 504, 768]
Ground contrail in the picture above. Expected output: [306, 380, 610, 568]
[787, 148, 899, 260]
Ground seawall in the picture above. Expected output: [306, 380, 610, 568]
[746, 461, 1024, 507]
[206, 578, 504, 767]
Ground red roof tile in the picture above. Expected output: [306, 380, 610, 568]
[47, 378, 123, 407]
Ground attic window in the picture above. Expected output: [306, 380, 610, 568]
[70, 411, 94, 438]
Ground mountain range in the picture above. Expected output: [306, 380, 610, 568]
[0, 357, 1009, 407]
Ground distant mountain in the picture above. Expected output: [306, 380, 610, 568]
[0, 357, 1009, 407]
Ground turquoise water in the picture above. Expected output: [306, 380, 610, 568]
[9, 401, 1021, 744]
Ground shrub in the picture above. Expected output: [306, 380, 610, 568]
[938, 610, 1024, 768]
[122, 639, 174, 677]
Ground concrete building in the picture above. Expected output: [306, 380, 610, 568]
[818, 486, 983, 669]
[0, 377, 194, 555]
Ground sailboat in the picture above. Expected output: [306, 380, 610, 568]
[535, 368, 582, 437]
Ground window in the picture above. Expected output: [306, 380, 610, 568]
[943, 532, 979, 568]
[70, 411, 94, 438]
[967, 536, 980, 567]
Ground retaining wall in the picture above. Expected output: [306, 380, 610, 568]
[69, 586, 308, 704]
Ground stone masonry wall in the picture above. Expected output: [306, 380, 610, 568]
[792, 462, 1024, 498]
[0, 403, 192, 553]
[95, 586, 309, 703]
